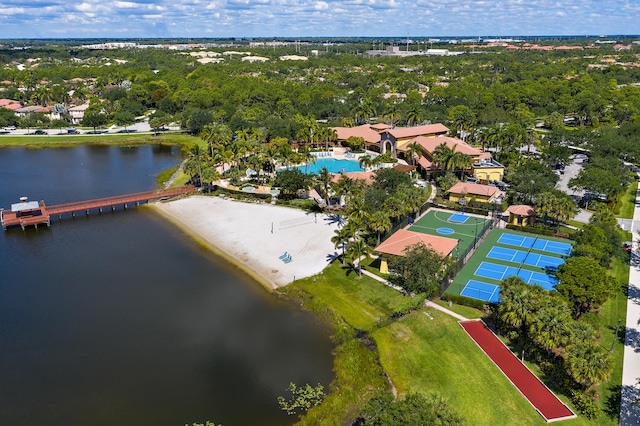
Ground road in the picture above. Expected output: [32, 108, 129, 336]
[1, 119, 157, 136]
[620, 172, 640, 425]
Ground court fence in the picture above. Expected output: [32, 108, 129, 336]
[441, 283, 490, 309]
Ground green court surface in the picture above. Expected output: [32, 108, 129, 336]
[447, 227, 574, 302]
[409, 209, 492, 259]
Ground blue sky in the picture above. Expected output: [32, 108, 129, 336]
[0, 0, 638, 39]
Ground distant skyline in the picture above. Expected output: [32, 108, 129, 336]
[0, 0, 638, 40]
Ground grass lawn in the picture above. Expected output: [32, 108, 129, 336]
[373, 309, 550, 425]
[0, 132, 197, 148]
[615, 178, 638, 219]
[283, 260, 626, 425]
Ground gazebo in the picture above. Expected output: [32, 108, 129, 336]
[505, 205, 536, 226]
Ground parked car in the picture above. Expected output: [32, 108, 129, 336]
[67, 128, 80, 134]
[3, 126, 16, 131]
[33, 130, 48, 135]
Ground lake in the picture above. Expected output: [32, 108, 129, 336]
[0, 144, 334, 425]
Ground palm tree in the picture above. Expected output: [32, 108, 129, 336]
[368, 210, 391, 245]
[432, 143, 455, 175]
[498, 276, 537, 334]
[331, 227, 351, 266]
[201, 123, 233, 156]
[555, 195, 577, 226]
[184, 143, 208, 186]
[383, 103, 401, 127]
[316, 166, 333, 207]
[333, 175, 356, 207]
[405, 106, 421, 127]
[359, 155, 374, 171]
[404, 141, 422, 166]
[450, 151, 473, 180]
[566, 341, 613, 390]
[298, 146, 316, 173]
[529, 305, 571, 357]
[346, 236, 371, 278]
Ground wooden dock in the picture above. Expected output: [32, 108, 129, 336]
[1, 186, 194, 230]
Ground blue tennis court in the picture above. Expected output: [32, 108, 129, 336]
[449, 213, 469, 223]
[461, 280, 501, 303]
[475, 262, 558, 290]
[497, 233, 572, 256]
[487, 246, 566, 270]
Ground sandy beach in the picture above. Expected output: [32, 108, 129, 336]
[152, 195, 342, 290]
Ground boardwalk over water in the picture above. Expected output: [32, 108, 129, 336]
[2, 186, 194, 230]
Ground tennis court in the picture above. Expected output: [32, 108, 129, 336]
[497, 233, 572, 256]
[475, 261, 557, 290]
[487, 246, 565, 270]
[460, 280, 501, 303]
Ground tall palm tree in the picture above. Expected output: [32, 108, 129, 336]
[432, 143, 455, 175]
[368, 210, 391, 245]
[405, 106, 421, 126]
[566, 341, 613, 390]
[404, 141, 422, 166]
[331, 227, 351, 266]
[451, 151, 472, 180]
[184, 144, 207, 186]
[316, 166, 333, 207]
[346, 236, 371, 278]
[529, 305, 571, 357]
[333, 175, 356, 207]
[358, 155, 374, 171]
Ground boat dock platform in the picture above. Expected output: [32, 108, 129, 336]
[1, 186, 194, 230]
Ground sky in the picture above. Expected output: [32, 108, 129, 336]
[0, 0, 638, 39]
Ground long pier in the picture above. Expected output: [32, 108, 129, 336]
[1, 186, 194, 230]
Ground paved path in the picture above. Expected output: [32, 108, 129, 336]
[620, 173, 640, 425]
[359, 268, 468, 321]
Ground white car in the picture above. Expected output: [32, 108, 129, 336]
[3, 126, 16, 131]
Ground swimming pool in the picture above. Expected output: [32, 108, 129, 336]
[294, 157, 364, 174]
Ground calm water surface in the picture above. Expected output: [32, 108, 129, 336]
[0, 145, 334, 425]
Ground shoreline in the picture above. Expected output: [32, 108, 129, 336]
[150, 195, 341, 292]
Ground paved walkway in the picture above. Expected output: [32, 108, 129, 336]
[620, 173, 640, 425]
[360, 268, 468, 321]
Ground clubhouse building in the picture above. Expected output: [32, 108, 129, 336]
[332, 123, 504, 183]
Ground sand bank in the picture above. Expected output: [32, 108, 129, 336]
[152, 195, 342, 290]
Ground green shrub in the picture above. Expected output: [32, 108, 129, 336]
[441, 293, 487, 310]
[570, 389, 601, 419]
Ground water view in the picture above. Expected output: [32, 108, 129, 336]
[0, 145, 334, 425]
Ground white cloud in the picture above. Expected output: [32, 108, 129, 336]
[0, 0, 636, 37]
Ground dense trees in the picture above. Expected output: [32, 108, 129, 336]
[359, 390, 464, 425]
[389, 243, 452, 297]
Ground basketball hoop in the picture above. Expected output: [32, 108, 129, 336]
[459, 197, 467, 213]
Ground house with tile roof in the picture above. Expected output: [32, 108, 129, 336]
[374, 229, 459, 274]
[331, 123, 449, 156]
[447, 182, 501, 204]
[410, 135, 503, 181]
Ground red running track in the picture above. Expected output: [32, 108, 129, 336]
[460, 320, 576, 422]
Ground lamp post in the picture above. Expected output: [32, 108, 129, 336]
[474, 217, 479, 249]
[610, 319, 621, 353]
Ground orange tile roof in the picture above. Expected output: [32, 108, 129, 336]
[333, 124, 381, 143]
[414, 136, 483, 157]
[331, 171, 376, 184]
[418, 156, 436, 170]
[387, 123, 449, 139]
[369, 123, 392, 131]
[507, 205, 536, 216]
[375, 229, 458, 258]
[448, 182, 499, 197]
